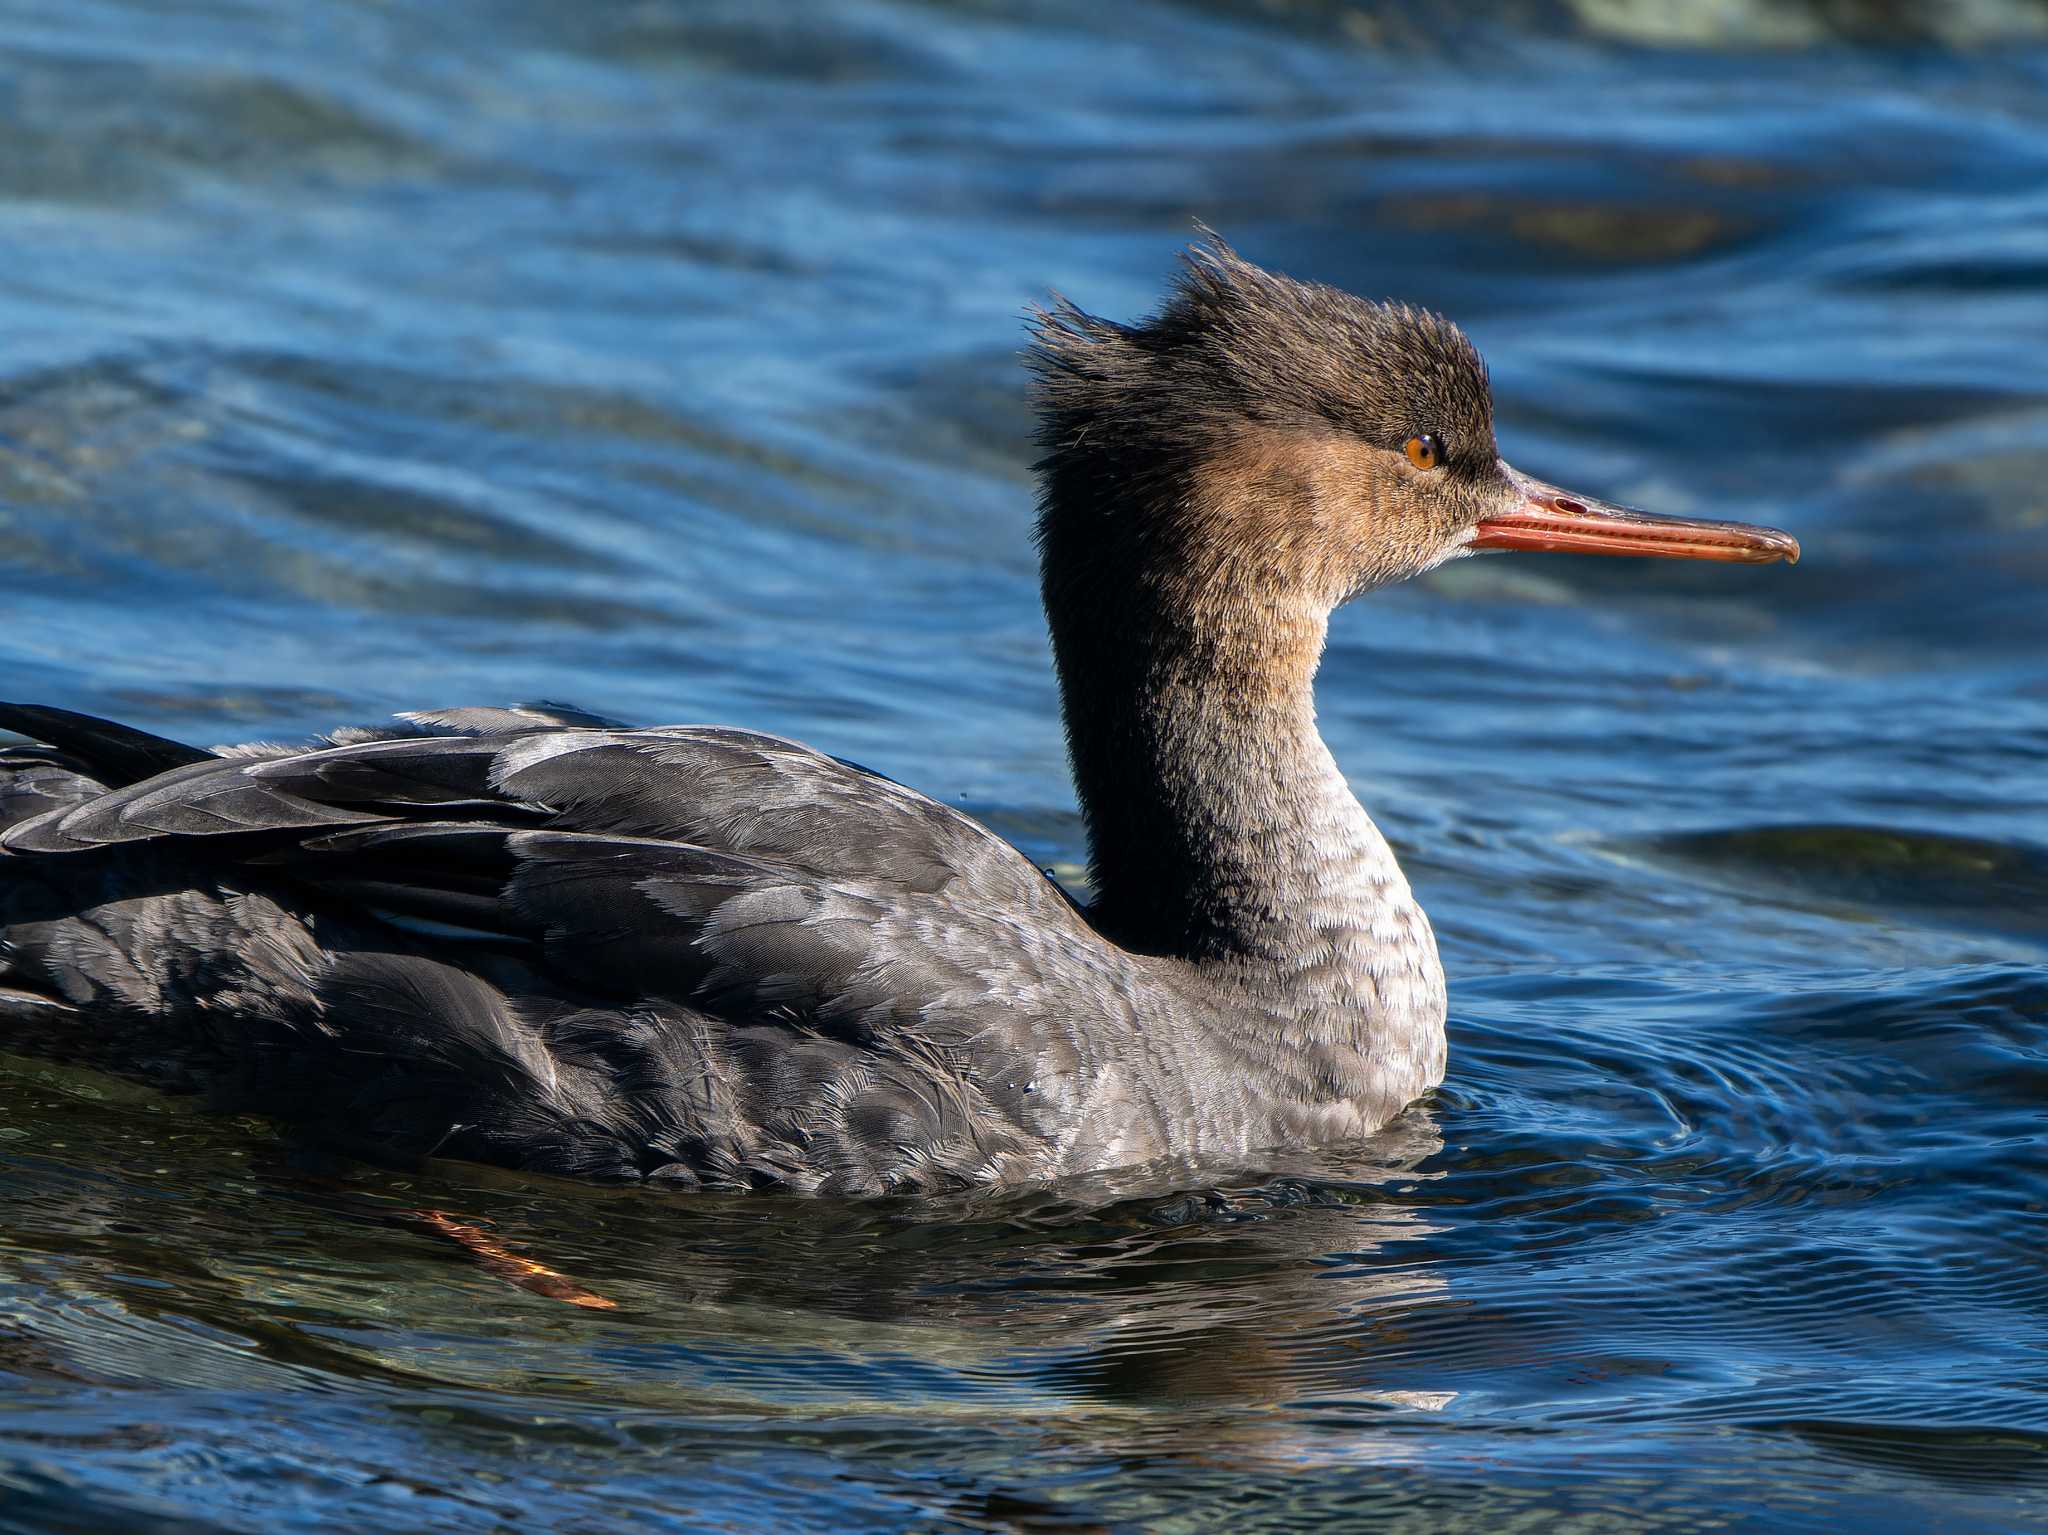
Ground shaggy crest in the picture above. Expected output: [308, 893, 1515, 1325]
[1027, 234, 1497, 473]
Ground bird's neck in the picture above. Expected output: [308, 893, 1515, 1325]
[1043, 544, 1439, 1035]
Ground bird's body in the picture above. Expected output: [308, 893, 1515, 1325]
[0, 702, 1443, 1193]
[0, 240, 1795, 1195]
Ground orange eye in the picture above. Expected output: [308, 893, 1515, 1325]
[1404, 433, 1442, 471]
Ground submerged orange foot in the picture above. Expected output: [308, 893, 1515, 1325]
[407, 1209, 619, 1310]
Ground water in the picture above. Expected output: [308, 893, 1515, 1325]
[3, 1, 2047, 1529]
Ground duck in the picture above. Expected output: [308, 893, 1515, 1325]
[0, 238, 1798, 1195]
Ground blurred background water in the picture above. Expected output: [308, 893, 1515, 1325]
[2, 1, 2047, 1531]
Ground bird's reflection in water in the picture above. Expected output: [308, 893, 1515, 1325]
[378, 1111, 1456, 1460]
[3, 1068, 1456, 1482]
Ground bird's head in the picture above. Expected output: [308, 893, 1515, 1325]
[1028, 236, 1797, 621]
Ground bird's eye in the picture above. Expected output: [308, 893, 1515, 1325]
[1404, 433, 1442, 471]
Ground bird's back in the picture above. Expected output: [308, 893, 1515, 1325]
[0, 702, 1203, 1194]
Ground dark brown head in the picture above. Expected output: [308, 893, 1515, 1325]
[1028, 237, 1797, 626]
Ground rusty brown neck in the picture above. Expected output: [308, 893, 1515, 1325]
[1038, 454, 1411, 985]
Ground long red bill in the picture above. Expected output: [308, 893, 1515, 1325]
[1471, 466, 1799, 565]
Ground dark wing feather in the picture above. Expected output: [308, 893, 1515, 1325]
[0, 702, 215, 786]
[5, 724, 1081, 920]
[0, 746, 107, 831]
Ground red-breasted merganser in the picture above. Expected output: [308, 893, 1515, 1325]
[0, 239, 1797, 1194]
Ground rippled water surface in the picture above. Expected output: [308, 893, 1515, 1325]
[4, 2, 2048, 1530]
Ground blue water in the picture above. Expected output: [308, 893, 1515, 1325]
[4, 2, 2048, 1530]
